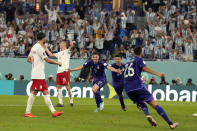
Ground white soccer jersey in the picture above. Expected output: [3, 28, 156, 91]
[28, 43, 48, 79]
[54, 49, 71, 73]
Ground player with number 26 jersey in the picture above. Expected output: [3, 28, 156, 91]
[124, 56, 146, 93]
[124, 46, 178, 129]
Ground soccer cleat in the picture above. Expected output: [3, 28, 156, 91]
[55, 104, 64, 107]
[24, 113, 37, 118]
[52, 111, 64, 118]
[146, 116, 157, 127]
[100, 102, 104, 110]
[70, 103, 74, 107]
[169, 122, 179, 129]
[94, 108, 100, 112]
[192, 113, 197, 116]
[122, 107, 127, 111]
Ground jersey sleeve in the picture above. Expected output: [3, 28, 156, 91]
[83, 60, 92, 67]
[54, 53, 58, 58]
[138, 58, 146, 68]
[38, 48, 48, 60]
[100, 60, 108, 68]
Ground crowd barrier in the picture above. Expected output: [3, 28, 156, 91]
[0, 80, 197, 102]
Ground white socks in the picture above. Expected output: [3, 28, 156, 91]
[25, 93, 36, 114]
[68, 90, 73, 103]
[43, 95, 56, 113]
[57, 88, 63, 105]
[58, 88, 73, 104]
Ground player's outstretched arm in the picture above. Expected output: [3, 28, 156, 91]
[27, 56, 32, 64]
[68, 38, 74, 51]
[44, 46, 56, 58]
[44, 58, 62, 66]
[143, 66, 164, 78]
[107, 66, 121, 73]
[68, 65, 83, 72]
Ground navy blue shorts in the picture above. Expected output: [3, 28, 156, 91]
[114, 86, 124, 96]
[127, 87, 154, 104]
[93, 80, 106, 89]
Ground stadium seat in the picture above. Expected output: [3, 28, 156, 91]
[59, 4, 66, 12]
[104, 4, 112, 12]
[67, 4, 75, 12]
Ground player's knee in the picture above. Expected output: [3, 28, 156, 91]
[32, 91, 38, 95]
[66, 85, 71, 90]
[149, 100, 158, 108]
[43, 90, 49, 95]
[92, 88, 97, 93]
[57, 85, 61, 89]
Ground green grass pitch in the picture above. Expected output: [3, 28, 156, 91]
[0, 95, 196, 131]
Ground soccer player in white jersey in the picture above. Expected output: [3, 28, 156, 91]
[24, 32, 63, 118]
[44, 36, 74, 107]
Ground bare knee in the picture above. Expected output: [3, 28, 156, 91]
[66, 84, 71, 91]
[32, 91, 38, 96]
[57, 85, 62, 89]
[92, 88, 97, 93]
[43, 90, 49, 95]
[148, 100, 158, 108]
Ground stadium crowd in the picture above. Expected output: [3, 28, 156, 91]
[0, 0, 196, 61]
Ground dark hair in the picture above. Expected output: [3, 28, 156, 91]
[37, 32, 46, 40]
[91, 52, 100, 58]
[20, 75, 24, 80]
[115, 54, 122, 58]
[188, 78, 192, 83]
[134, 46, 142, 56]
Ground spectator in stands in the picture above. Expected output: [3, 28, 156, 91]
[186, 78, 195, 86]
[126, 6, 136, 34]
[48, 75, 54, 82]
[5, 73, 14, 80]
[172, 80, 177, 86]
[149, 77, 157, 85]
[20, 75, 24, 80]
[176, 77, 183, 85]
[44, 4, 59, 23]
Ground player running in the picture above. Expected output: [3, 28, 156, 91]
[110, 55, 126, 111]
[124, 46, 178, 129]
[68, 52, 121, 112]
[24, 32, 63, 118]
[44, 38, 74, 107]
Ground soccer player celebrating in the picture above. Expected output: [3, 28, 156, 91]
[111, 55, 126, 111]
[124, 46, 178, 129]
[44, 38, 74, 107]
[68, 52, 121, 112]
[24, 32, 63, 118]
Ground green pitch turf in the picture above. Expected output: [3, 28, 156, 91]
[0, 95, 196, 131]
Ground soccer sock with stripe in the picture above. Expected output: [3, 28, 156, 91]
[155, 105, 172, 125]
[119, 95, 125, 109]
[57, 88, 63, 105]
[138, 103, 150, 116]
[25, 93, 36, 114]
[43, 95, 56, 113]
[68, 89, 73, 103]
